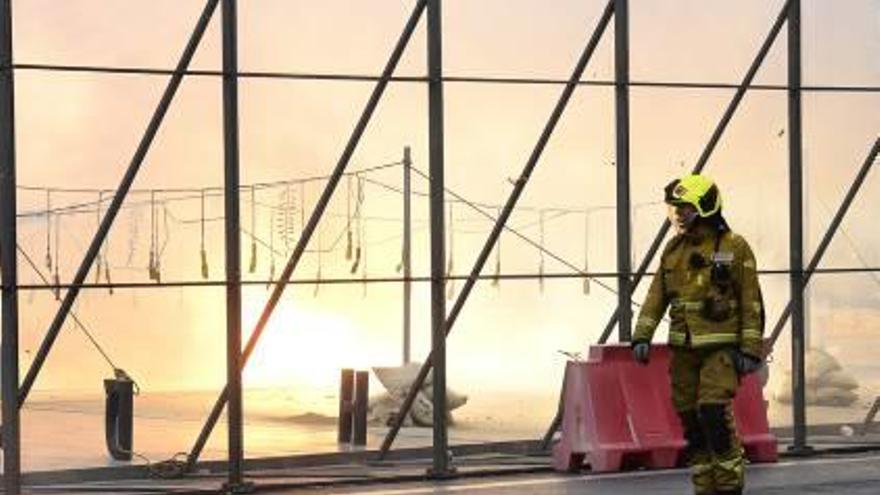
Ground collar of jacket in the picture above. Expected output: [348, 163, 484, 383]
[682, 222, 717, 245]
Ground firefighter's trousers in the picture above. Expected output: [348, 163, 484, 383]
[670, 346, 745, 495]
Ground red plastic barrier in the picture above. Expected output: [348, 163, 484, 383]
[552, 344, 777, 473]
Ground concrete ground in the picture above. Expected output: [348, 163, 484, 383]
[13, 447, 880, 494]
[284, 452, 880, 495]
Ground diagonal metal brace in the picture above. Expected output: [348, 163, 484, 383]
[16, 0, 220, 406]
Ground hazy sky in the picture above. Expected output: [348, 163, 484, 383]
[4, 1, 880, 397]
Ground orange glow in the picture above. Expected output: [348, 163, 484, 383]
[241, 296, 369, 389]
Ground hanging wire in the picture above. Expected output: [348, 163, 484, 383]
[346, 174, 354, 261]
[125, 206, 139, 268]
[583, 211, 591, 295]
[148, 191, 155, 280]
[360, 183, 369, 297]
[52, 210, 61, 300]
[16, 161, 401, 199]
[538, 209, 546, 293]
[280, 184, 293, 255]
[103, 191, 114, 295]
[313, 224, 322, 298]
[44, 189, 52, 272]
[267, 202, 276, 289]
[149, 191, 160, 282]
[314, 239, 324, 297]
[350, 176, 363, 274]
[249, 185, 257, 273]
[154, 202, 168, 283]
[446, 203, 455, 300]
[95, 191, 103, 284]
[200, 189, 209, 279]
[491, 207, 502, 288]
[362, 217, 369, 297]
[299, 181, 306, 233]
[105, 250, 114, 296]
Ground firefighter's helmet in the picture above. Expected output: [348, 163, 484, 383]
[664, 174, 722, 218]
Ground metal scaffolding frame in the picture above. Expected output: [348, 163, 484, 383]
[1, 0, 879, 492]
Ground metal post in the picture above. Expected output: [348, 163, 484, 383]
[614, 0, 632, 342]
[597, 0, 792, 344]
[768, 138, 880, 348]
[0, 0, 21, 491]
[403, 146, 412, 365]
[337, 368, 354, 443]
[17, 0, 220, 405]
[221, 0, 246, 488]
[353, 370, 369, 446]
[103, 376, 134, 461]
[377, 0, 615, 460]
[426, 0, 452, 478]
[787, 0, 811, 456]
[185, 0, 428, 470]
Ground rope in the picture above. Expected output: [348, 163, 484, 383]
[120, 450, 190, 480]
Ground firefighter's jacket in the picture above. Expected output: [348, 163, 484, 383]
[633, 224, 764, 358]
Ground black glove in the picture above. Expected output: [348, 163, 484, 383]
[733, 350, 763, 375]
[632, 342, 651, 365]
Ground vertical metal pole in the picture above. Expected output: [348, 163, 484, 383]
[426, 0, 452, 478]
[614, 0, 632, 342]
[787, 0, 811, 455]
[377, 0, 615, 459]
[337, 368, 354, 443]
[353, 370, 369, 446]
[0, 0, 20, 491]
[221, 0, 246, 487]
[403, 147, 413, 365]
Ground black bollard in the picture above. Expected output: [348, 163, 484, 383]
[338, 369, 354, 443]
[104, 371, 134, 461]
[353, 370, 369, 445]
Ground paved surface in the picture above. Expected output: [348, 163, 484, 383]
[21, 450, 880, 494]
[284, 453, 880, 495]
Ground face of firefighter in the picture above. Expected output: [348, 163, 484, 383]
[668, 203, 698, 234]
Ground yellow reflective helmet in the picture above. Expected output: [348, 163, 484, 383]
[664, 174, 722, 218]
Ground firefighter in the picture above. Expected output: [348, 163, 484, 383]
[631, 174, 764, 495]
